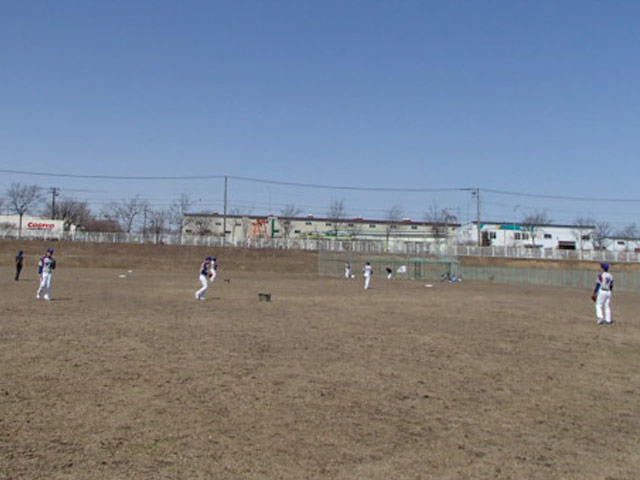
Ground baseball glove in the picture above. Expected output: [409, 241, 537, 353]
[591, 293, 597, 302]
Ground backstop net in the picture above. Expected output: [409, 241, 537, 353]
[318, 251, 460, 281]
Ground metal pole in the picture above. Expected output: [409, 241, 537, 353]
[475, 188, 481, 247]
[223, 176, 228, 246]
[50, 187, 59, 219]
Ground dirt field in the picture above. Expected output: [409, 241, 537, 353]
[1, 241, 639, 479]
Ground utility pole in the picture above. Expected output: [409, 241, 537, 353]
[474, 188, 481, 246]
[223, 176, 228, 246]
[50, 187, 59, 219]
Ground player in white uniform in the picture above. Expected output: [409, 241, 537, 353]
[36, 248, 56, 301]
[593, 263, 614, 325]
[345, 262, 352, 279]
[363, 261, 373, 290]
[209, 256, 218, 283]
[195, 256, 212, 300]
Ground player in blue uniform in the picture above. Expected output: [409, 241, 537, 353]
[15, 250, 24, 281]
[36, 248, 56, 301]
[209, 256, 218, 283]
[592, 263, 614, 325]
[195, 256, 212, 300]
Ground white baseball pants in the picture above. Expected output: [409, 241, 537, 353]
[596, 290, 612, 323]
[196, 274, 208, 299]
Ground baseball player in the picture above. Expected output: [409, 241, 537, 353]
[345, 262, 352, 279]
[363, 261, 373, 290]
[15, 250, 24, 281]
[209, 256, 218, 283]
[195, 256, 212, 300]
[36, 248, 56, 301]
[386, 267, 393, 280]
[592, 263, 614, 325]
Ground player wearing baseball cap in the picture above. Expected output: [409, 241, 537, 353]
[195, 256, 212, 300]
[36, 248, 56, 301]
[592, 263, 614, 325]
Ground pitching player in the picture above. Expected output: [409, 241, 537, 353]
[209, 256, 218, 283]
[363, 261, 373, 290]
[36, 248, 56, 301]
[592, 263, 614, 325]
[195, 256, 212, 300]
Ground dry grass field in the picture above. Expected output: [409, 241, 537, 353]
[1, 241, 639, 479]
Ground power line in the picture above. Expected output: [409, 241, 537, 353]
[0, 168, 467, 193]
[485, 188, 640, 203]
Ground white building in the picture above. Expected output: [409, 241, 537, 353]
[456, 221, 597, 251]
[183, 212, 458, 246]
[0, 215, 76, 238]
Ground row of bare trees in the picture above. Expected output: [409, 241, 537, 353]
[1, 183, 637, 248]
[1, 183, 195, 237]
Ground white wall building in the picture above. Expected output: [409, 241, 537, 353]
[456, 221, 597, 251]
[0, 215, 76, 238]
[183, 213, 458, 246]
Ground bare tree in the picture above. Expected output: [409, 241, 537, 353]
[521, 210, 551, 247]
[54, 198, 92, 231]
[193, 218, 213, 236]
[6, 183, 43, 237]
[279, 204, 302, 241]
[592, 221, 612, 251]
[147, 208, 169, 242]
[616, 223, 638, 239]
[169, 194, 193, 237]
[326, 199, 347, 238]
[424, 203, 456, 243]
[384, 205, 404, 247]
[83, 217, 123, 232]
[572, 216, 595, 256]
[102, 197, 148, 233]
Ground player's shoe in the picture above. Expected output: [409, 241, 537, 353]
[36, 293, 40, 299]
[44, 295, 51, 301]
[597, 319, 605, 325]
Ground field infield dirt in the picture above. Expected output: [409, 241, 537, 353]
[1, 240, 639, 479]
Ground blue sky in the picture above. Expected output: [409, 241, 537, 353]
[1, 0, 639, 229]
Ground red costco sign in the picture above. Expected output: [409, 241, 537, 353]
[27, 222, 55, 229]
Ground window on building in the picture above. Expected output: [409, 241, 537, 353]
[618, 240, 626, 245]
[489, 232, 497, 239]
[347, 223, 355, 227]
[215, 222, 222, 226]
[390, 225, 397, 229]
[305, 221, 312, 226]
[294, 230, 301, 234]
[544, 234, 552, 239]
[235, 223, 241, 227]
[523, 233, 529, 240]
[411, 225, 418, 230]
[325, 222, 332, 226]
[369, 224, 376, 228]
[515, 233, 521, 240]
[582, 235, 590, 240]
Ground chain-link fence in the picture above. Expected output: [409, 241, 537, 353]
[318, 251, 640, 292]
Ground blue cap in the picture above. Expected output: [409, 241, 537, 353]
[600, 263, 609, 271]
[205, 256, 212, 261]
[47, 248, 54, 253]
